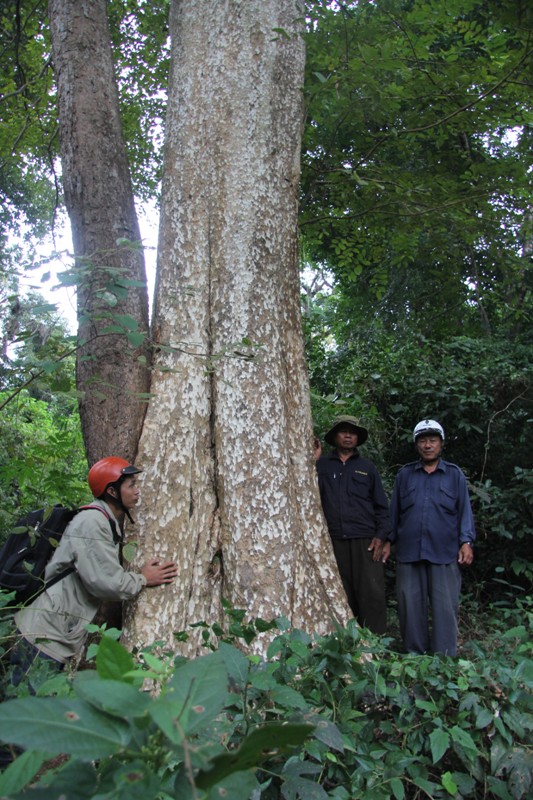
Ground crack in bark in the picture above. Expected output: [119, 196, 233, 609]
[189, 486, 194, 519]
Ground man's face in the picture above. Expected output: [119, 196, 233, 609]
[119, 476, 140, 510]
[334, 425, 358, 450]
[415, 434, 442, 462]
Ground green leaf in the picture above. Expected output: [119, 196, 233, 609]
[25, 303, 57, 315]
[115, 237, 143, 250]
[502, 625, 528, 640]
[107, 759, 163, 800]
[254, 617, 278, 633]
[149, 652, 229, 743]
[74, 675, 152, 719]
[204, 769, 259, 800]
[441, 771, 458, 795]
[282, 774, 328, 800]
[282, 760, 326, 800]
[0, 697, 132, 760]
[502, 708, 526, 738]
[0, 749, 47, 797]
[195, 723, 314, 790]
[429, 728, 450, 764]
[475, 708, 494, 729]
[269, 684, 309, 710]
[390, 777, 405, 800]
[451, 771, 476, 796]
[413, 776, 439, 795]
[415, 698, 438, 712]
[114, 314, 140, 331]
[450, 725, 478, 756]
[96, 635, 135, 681]
[217, 641, 250, 690]
[493, 745, 533, 798]
[485, 775, 516, 799]
[140, 651, 169, 674]
[8, 760, 99, 799]
[271, 27, 291, 39]
[114, 278, 148, 289]
[250, 670, 278, 690]
[122, 541, 138, 562]
[126, 330, 147, 348]
[311, 717, 344, 752]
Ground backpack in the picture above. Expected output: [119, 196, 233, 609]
[0, 504, 119, 604]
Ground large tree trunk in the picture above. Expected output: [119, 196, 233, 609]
[123, 0, 349, 655]
[48, 0, 150, 465]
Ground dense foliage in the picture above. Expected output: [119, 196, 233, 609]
[302, 0, 532, 340]
[0, 388, 87, 537]
[0, 0, 169, 246]
[302, 0, 533, 600]
[0, 1, 531, 795]
[0, 288, 87, 538]
[0, 603, 531, 799]
[0, 0, 57, 245]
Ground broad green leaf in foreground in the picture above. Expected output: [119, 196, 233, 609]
[73, 675, 152, 719]
[0, 696, 132, 760]
[149, 652, 229, 743]
[5, 761, 99, 800]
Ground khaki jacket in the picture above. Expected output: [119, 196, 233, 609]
[15, 499, 146, 662]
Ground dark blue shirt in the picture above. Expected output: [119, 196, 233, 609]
[390, 459, 476, 564]
[316, 450, 390, 540]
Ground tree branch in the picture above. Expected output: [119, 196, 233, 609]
[480, 391, 528, 483]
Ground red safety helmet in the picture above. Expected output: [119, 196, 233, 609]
[88, 457, 142, 498]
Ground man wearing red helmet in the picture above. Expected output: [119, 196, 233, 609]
[14, 457, 177, 668]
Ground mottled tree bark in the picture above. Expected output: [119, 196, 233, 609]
[48, 0, 150, 465]
[123, 0, 350, 655]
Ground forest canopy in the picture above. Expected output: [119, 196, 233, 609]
[0, 0, 531, 595]
[0, 3, 531, 798]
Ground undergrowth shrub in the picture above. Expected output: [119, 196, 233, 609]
[0, 597, 531, 799]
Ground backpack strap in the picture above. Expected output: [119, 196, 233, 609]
[43, 505, 121, 592]
[43, 564, 76, 592]
[79, 504, 121, 545]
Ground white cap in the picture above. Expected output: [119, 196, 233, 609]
[413, 419, 445, 442]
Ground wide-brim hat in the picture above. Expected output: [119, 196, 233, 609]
[324, 415, 368, 446]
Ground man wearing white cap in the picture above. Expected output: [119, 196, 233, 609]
[388, 420, 475, 656]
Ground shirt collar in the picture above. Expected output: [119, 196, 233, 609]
[415, 458, 445, 472]
[329, 449, 360, 461]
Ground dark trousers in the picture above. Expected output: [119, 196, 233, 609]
[331, 537, 387, 634]
[396, 561, 461, 656]
[10, 634, 63, 688]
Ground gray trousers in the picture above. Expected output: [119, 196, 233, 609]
[396, 561, 461, 656]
